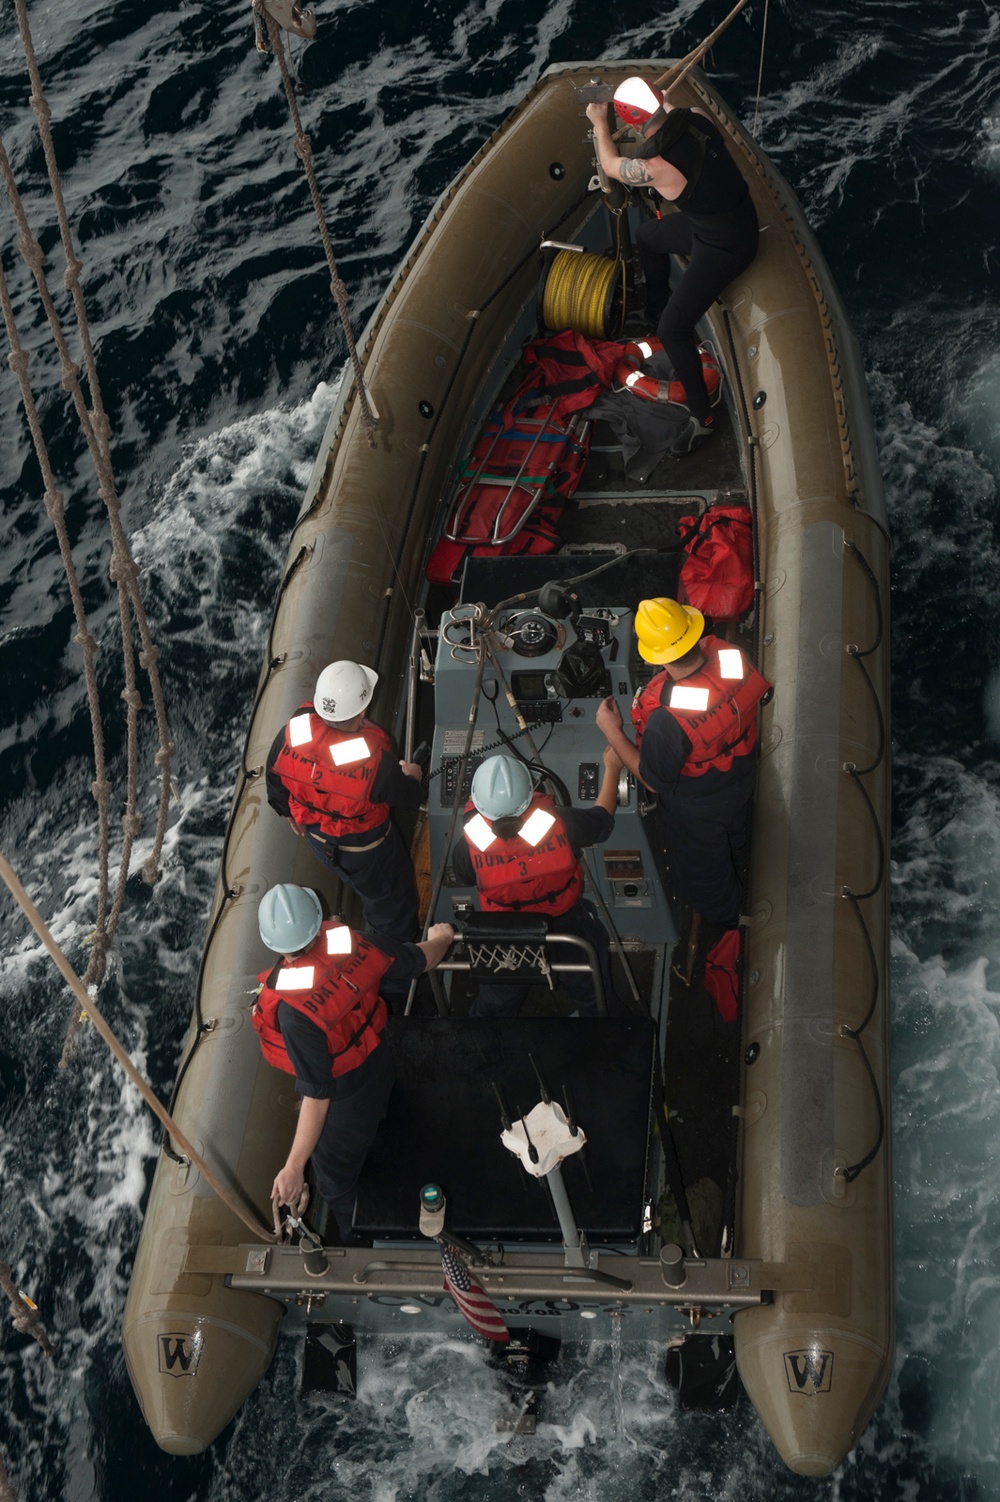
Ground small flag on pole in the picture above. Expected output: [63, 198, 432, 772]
[440, 1242, 509, 1344]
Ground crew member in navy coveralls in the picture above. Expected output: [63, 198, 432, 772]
[450, 750, 622, 1017]
[254, 883, 454, 1242]
[586, 77, 759, 455]
[595, 597, 771, 929]
[266, 660, 422, 943]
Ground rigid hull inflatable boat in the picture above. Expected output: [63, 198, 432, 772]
[122, 60, 893, 1477]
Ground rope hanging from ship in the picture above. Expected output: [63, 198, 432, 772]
[1, 0, 177, 1064]
[0, 852, 278, 1243]
[251, 0, 380, 447]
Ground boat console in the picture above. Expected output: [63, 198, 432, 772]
[426, 582, 676, 947]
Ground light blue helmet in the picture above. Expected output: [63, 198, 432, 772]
[258, 884, 323, 953]
[470, 755, 534, 820]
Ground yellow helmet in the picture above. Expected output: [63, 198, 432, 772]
[634, 597, 704, 664]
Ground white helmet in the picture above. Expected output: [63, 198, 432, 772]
[258, 884, 323, 953]
[313, 660, 379, 723]
[470, 755, 534, 819]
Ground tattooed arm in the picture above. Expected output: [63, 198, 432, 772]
[619, 157, 656, 186]
[584, 102, 689, 201]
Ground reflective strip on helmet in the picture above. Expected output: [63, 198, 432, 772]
[289, 714, 313, 747]
[519, 807, 556, 847]
[464, 813, 496, 852]
[669, 685, 711, 712]
[614, 77, 662, 120]
[717, 649, 745, 680]
[276, 965, 315, 990]
[326, 926, 353, 955]
[330, 736, 370, 766]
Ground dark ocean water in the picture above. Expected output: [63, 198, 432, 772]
[2, 0, 1000, 1498]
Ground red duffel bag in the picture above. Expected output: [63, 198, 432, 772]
[677, 505, 755, 622]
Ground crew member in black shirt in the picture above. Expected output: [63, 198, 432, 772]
[587, 76, 759, 454]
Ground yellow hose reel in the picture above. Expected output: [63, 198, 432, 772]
[539, 248, 627, 340]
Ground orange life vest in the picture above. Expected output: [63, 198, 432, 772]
[630, 636, 770, 775]
[462, 793, 584, 916]
[252, 923, 391, 1078]
[270, 703, 392, 839]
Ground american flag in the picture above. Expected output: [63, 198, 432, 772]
[440, 1242, 509, 1344]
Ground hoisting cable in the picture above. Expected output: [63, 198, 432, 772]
[605, 0, 755, 147]
[652, 0, 752, 101]
[751, 0, 771, 139]
[838, 539, 889, 1183]
[253, 0, 379, 447]
[0, 850, 277, 1244]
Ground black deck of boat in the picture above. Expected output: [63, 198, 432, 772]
[355, 1017, 655, 1243]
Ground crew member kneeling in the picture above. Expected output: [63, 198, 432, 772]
[266, 660, 422, 942]
[450, 751, 621, 1018]
[253, 882, 453, 1241]
[596, 597, 770, 930]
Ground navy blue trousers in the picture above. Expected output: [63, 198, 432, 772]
[655, 796, 751, 929]
[305, 822, 418, 942]
[308, 1041, 395, 1241]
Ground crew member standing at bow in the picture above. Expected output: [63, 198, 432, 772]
[586, 77, 759, 456]
[254, 882, 454, 1242]
[595, 598, 770, 929]
[266, 660, 421, 942]
[450, 750, 622, 1017]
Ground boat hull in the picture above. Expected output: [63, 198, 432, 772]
[123, 62, 893, 1474]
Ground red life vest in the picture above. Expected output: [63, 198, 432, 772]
[462, 793, 584, 916]
[270, 703, 392, 839]
[252, 923, 392, 1078]
[630, 636, 770, 776]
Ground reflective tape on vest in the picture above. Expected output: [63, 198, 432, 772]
[519, 807, 556, 846]
[669, 684, 711, 712]
[276, 965, 315, 989]
[464, 812, 496, 851]
[330, 736, 370, 766]
[717, 648, 744, 680]
[326, 926, 353, 955]
[289, 713, 313, 747]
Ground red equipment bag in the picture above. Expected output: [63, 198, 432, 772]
[703, 927, 741, 1023]
[677, 505, 755, 622]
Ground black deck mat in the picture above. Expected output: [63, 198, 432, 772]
[355, 1016, 655, 1243]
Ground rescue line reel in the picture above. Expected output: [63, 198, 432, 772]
[614, 337, 722, 406]
[539, 247, 625, 339]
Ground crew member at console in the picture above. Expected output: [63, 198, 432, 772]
[266, 660, 422, 942]
[254, 882, 453, 1241]
[595, 597, 770, 929]
[586, 77, 759, 455]
[451, 751, 622, 1017]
